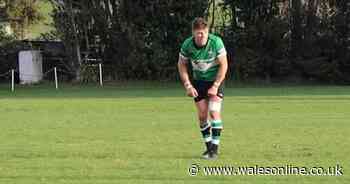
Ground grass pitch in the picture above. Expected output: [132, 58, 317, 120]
[0, 83, 349, 183]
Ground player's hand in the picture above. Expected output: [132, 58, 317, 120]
[208, 86, 218, 96]
[186, 87, 198, 98]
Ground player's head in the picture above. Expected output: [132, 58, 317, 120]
[192, 17, 209, 47]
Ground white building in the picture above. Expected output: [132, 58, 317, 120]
[18, 50, 43, 84]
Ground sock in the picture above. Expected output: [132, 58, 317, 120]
[211, 119, 223, 146]
[200, 121, 212, 150]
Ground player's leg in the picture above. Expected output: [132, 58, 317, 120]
[208, 94, 223, 158]
[194, 98, 212, 159]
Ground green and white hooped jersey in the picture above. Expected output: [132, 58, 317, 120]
[179, 34, 227, 81]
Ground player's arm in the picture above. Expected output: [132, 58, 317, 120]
[177, 57, 191, 88]
[177, 56, 198, 97]
[208, 54, 228, 96]
[213, 54, 228, 88]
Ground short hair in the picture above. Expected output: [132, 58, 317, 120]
[192, 17, 208, 30]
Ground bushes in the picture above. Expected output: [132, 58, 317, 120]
[1, 0, 349, 83]
[221, 0, 350, 83]
[0, 26, 17, 80]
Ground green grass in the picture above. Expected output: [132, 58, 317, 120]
[0, 83, 349, 183]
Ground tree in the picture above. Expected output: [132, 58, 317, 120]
[49, 0, 209, 81]
[49, 0, 82, 81]
[290, 0, 303, 58]
[3, 0, 43, 39]
[43, 0, 350, 83]
[333, 0, 350, 80]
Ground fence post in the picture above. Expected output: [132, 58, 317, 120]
[11, 69, 14, 92]
[99, 63, 103, 87]
[54, 67, 58, 90]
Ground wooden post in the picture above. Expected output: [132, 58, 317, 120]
[11, 69, 14, 92]
[54, 67, 58, 90]
[99, 63, 103, 87]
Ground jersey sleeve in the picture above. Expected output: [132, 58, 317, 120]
[215, 37, 227, 58]
[179, 40, 190, 61]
